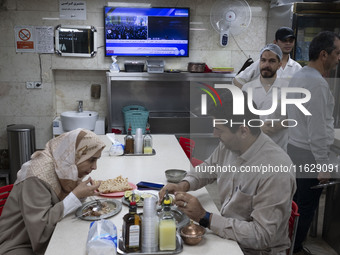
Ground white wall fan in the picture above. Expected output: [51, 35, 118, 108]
[210, 0, 252, 47]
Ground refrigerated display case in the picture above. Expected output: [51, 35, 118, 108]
[291, 2, 340, 64]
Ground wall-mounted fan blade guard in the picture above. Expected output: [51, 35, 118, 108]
[210, 0, 252, 47]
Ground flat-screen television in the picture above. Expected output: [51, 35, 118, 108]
[104, 6, 190, 57]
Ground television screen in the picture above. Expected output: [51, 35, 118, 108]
[104, 7, 190, 57]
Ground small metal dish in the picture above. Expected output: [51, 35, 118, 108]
[165, 169, 187, 183]
[180, 222, 205, 245]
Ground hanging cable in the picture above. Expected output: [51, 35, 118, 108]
[231, 33, 250, 59]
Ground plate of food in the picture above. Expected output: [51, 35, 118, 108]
[122, 190, 158, 207]
[75, 199, 122, 221]
[93, 175, 137, 197]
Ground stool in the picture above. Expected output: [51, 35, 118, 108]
[0, 169, 10, 186]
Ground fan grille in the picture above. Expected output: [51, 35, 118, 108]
[210, 0, 252, 35]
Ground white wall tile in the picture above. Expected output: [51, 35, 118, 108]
[0, 0, 270, 149]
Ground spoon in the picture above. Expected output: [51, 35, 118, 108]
[75, 200, 103, 219]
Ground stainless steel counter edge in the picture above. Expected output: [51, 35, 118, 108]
[106, 71, 235, 81]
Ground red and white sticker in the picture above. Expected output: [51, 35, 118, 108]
[15, 26, 35, 52]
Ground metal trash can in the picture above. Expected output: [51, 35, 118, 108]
[7, 124, 36, 184]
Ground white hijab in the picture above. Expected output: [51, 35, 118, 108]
[15, 128, 106, 200]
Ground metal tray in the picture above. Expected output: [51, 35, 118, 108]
[75, 199, 122, 221]
[164, 207, 190, 230]
[123, 149, 156, 156]
[120, 200, 189, 230]
[117, 233, 183, 254]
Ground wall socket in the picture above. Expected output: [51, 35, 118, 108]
[26, 81, 42, 89]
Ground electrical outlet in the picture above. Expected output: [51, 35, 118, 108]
[26, 81, 42, 89]
[34, 82, 42, 89]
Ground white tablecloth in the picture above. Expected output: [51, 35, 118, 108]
[45, 135, 243, 255]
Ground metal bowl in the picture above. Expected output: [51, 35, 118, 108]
[187, 62, 206, 73]
[165, 169, 187, 183]
[180, 222, 205, 245]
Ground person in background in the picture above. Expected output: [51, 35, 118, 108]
[0, 128, 106, 255]
[287, 31, 340, 255]
[242, 44, 289, 151]
[159, 91, 296, 255]
[234, 27, 302, 88]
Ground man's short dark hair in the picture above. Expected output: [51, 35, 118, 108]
[208, 90, 261, 136]
[309, 31, 340, 61]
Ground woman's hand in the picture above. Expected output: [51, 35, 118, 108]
[72, 177, 100, 199]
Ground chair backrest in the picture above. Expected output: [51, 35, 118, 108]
[179, 137, 195, 159]
[0, 184, 14, 216]
[191, 157, 204, 167]
[287, 201, 300, 255]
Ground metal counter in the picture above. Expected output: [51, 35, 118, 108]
[106, 72, 235, 134]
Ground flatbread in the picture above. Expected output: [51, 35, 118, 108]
[94, 175, 133, 194]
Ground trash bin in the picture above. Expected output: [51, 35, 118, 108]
[7, 124, 36, 184]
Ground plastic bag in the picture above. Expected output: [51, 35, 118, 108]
[86, 219, 117, 255]
[107, 133, 124, 156]
[110, 56, 120, 73]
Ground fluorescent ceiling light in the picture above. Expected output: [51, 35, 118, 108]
[42, 17, 60, 20]
[190, 28, 208, 31]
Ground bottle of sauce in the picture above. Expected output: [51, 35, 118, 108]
[124, 124, 134, 154]
[143, 125, 153, 154]
[122, 194, 141, 252]
[159, 190, 176, 251]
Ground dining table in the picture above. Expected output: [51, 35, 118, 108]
[45, 134, 243, 255]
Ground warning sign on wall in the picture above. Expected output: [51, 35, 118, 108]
[14, 26, 54, 53]
[15, 26, 35, 52]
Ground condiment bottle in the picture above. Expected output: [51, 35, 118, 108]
[159, 190, 176, 251]
[122, 194, 142, 252]
[124, 124, 134, 154]
[143, 125, 153, 154]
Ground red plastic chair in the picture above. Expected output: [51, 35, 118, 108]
[179, 137, 195, 159]
[0, 184, 13, 216]
[191, 157, 204, 167]
[287, 201, 300, 255]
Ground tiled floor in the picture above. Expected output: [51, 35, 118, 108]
[206, 182, 339, 255]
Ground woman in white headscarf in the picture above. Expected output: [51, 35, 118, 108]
[0, 128, 106, 255]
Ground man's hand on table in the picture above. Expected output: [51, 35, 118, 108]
[159, 181, 206, 223]
[174, 191, 206, 223]
[158, 181, 190, 204]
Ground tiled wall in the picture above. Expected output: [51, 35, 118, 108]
[0, 0, 270, 149]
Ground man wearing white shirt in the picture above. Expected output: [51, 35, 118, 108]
[234, 27, 301, 88]
[287, 31, 340, 255]
[242, 44, 289, 151]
